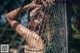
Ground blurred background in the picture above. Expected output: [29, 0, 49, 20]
[67, 0, 80, 53]
[0, 0, 80, 53]
[0, 0, 32, 53]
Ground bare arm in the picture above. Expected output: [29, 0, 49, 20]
[5, 3, 31, 20]
[5, 2, 41, 20]
[5, 4, 44, 50]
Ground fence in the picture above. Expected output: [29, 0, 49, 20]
[0, 0, 68, 53]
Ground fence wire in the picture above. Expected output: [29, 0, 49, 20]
[0, 0, 68, 53]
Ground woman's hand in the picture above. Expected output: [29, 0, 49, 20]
[24, 0, 42, 9]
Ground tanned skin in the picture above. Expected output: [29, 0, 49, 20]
[5, 0, 55, 53]
[5, 0, 45, 53]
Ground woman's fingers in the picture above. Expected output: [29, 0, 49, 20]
[23, 3, 32, 10]
[30, 7, 40, 17]
[24, 2, 41, 9]
[35, 5, 41, 7]
[30, 3, 41, 8]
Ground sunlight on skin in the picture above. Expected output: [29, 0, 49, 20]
[5, 0, 55, 53]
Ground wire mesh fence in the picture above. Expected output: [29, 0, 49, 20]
[0, 0, 68, 53]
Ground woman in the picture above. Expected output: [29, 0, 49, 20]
[5, 0, 54, 53]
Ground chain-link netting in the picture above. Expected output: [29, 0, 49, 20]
[0, 0, 68, 53]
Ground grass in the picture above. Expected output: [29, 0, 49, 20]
[73, 33, 80, 40]
[70, 33, 80, 53]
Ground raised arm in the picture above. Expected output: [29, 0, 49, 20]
[5, 3, 41, 20]
[5, 2, 44, 51]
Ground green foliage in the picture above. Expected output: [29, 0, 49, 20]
[71, 49, 77, 53]
[67, 2, 80, 53]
